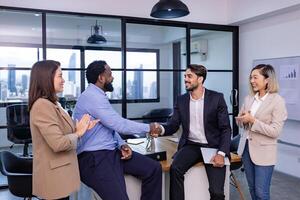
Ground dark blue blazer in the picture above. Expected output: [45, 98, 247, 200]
[163, 89, 232, 156]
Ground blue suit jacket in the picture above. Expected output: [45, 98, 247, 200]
[163, 89, 232, 156]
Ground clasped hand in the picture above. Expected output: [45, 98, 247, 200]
[121, 144, 132, 160]
[75, 114, 100, 137]
[210, 154, 225, 168]
[235, 111, 255, 126]
[149, 122, 162, 137]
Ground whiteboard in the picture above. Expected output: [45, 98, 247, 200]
[253, 57, 300, 121]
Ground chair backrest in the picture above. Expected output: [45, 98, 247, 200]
[0, 151, 32, 175]
[6, 104, 31, 144]
[230, 134, 242, 171]
[142, 108, 173, 123]
[230, 134, 241, 153]
[0, 151, 33, 198]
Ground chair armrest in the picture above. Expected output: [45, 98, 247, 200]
[6, 172, 32, 177]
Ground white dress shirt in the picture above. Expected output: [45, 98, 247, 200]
[250, 92, 269, 116]
[188, 91, 208, 144]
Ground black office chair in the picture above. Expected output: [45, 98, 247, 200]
[142, 108, 173, 123]
[6, 104, 32, 157]
[230, 134, 245, 200]
[0, 151, 33, 199]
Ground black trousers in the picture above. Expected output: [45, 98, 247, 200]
[55, 197, 69, 200]
[78, 149, 162, 200]
[170, 143, 226, 200]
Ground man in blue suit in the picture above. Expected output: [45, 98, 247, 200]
[155, 64, 231, 200]
[73, 60, 162, 200]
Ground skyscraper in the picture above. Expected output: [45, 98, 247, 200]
[132, 64, 143, 99]
[8, 64, 17, 94]
[21, 74, 28, 92]
[0, 82, 2, 100]
[68, 53, 76, 83]
[149, 81, 157, 98]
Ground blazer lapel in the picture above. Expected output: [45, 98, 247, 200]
[183, 93, 190, 133]
[254, 93, 275, 118]
[55, 104, 75, 132]
[203, 89, 211, 129]
[245, 95, 255, 111]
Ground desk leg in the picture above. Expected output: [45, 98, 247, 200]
[162, 172, 165, 200]
[225, 166, 230, 200]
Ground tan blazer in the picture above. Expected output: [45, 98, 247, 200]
[237, 93, 287, 166]
[30, 98, 80, 199]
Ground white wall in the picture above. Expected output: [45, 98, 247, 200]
[227, 0, 300, 24]
[0, 0, 228, 24]
[239, 7, 300, 178]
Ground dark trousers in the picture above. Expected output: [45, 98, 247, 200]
[56, 197, 69, 200]
[170, 143, 226, 200]
[78, 149, 162, 200]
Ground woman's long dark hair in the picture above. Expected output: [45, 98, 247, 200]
[28, 60, 60, 111]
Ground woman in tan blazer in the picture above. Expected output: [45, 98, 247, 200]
[236, 64, 287, 200]
[28, 60, 98, 200]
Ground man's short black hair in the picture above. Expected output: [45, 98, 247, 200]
[86, 60, 107, 84]
[187, 64, 207, 83]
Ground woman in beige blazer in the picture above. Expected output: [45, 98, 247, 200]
[236, 64, 287, 200]
[28, 60, 97, 200]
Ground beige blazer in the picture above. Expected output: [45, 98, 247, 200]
[237, 93, 287, 166]
[30, 98, 80, 199]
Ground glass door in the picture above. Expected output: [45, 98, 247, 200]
[189, 29, 239, 135]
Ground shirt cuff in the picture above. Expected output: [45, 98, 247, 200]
[217, 151, 226, 157]
[118, 141, 126, 149]
[160, 125, 165, 135]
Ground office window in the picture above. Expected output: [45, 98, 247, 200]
[46, 14, 121, 48]
[0, 9, 42, 103]
[0, 47, 40, 102]
[126, 51, 158, 100]
[85, 49, 159, 101]
[47, 48, 81, 98]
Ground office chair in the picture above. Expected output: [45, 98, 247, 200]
[142, 108, 172, 123]
[230, 134, 246, 200]
[0, 151, 33, 199]
[6, 104, 32, 157]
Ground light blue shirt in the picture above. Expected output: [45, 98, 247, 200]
[73, 84, 150, 154]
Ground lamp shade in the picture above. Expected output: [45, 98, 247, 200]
[87, 34, 106, 44]
[150, 0, 190, 19]
[87, 21, 107, 44]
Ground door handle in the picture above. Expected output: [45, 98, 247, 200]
[230, 89, 238, 107]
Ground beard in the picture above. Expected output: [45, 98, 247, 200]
[104, 82, 114, 92]
[185, 82, 198, 91]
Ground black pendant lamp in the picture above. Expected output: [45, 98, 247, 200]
[150, 0, 190, 19]
[87, 21, 107, 44]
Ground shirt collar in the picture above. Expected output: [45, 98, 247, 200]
[190, 88, 205, 102]
[254, 92, 269, 102]
[89, 83, 106, 96]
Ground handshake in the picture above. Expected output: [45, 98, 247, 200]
[149, 122, 163, 138]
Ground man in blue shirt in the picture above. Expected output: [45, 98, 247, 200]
[73, 60, 162, 200]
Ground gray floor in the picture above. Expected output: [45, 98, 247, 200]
[1, 146, 300, 200]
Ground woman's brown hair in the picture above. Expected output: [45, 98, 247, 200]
[28, 60, 60, 111]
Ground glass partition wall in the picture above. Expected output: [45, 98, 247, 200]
[0, 7, 239, 137]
